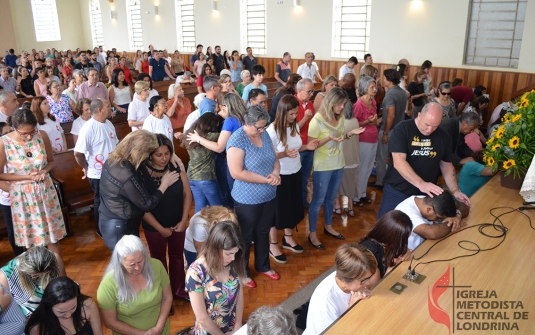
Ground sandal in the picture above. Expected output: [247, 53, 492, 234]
[360, 196, 372, 204]
[353, 200, 364, 207]
[344, 208, 355, 217]
[333, 208, 342, 215]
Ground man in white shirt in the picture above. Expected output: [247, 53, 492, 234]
[359, 53, 373, 76]
[395, 191, 468, 251]
[304, 243, 377, 335]
[0, 91, 19, 122]
[338, 56, 358, 80]
[74, 98, 118, 238]
[297, 52, 323, 82]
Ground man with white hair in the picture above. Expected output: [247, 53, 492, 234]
[377, 102, 471, 219]
[0, 91, 20, 122]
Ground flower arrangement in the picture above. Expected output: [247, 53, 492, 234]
[484, 89, 535, 178]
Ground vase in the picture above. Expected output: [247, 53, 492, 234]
[500, 171, 525, 190]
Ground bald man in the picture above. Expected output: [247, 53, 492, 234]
[377, 102, 470, 219]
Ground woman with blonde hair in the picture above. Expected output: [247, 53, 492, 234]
[313, 75, 339, 111]
[0, 246, 65, 317]
[98, 235, 173, 334]
[98, 130, 180, 250]
[220, 73, 238, 95]
[304, 243, 378, 334]
[184, 206, 239, 266]
[186, 221, 246, 335]
[307, 88, 364, 249]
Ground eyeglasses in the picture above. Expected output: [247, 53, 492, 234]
[251, 124, 268, 132]
[440, 91, 452, 96]
[15, 128, 38, 137]
[142, 88, 150, 92]
[358, 272, 374, 285]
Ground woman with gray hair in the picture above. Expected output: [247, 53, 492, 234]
[432, 81, 457, 119]
[227, 105, 281, 288]
[97, 235, 173, 335]
[232, 305, 298, 335]
[353, 75, 379, 207]
[236, 70, 251, 97]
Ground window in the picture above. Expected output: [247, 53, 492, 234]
[126, 0, 144, 50]
[90, 0, 104, 48]
[240, 0, 267, 55]
[465, 0, 526, 68]
[331, 0, 372, 60]
[175, 0, 196, 53]
[30, 0, 61, 42]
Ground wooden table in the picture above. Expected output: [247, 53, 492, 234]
[324, 175, 535, 335]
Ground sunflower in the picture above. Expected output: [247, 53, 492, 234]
[487, 136, 495, 144]
[512, 114, 523, 122]
[503, 159, 516, 170]
[495, 126, 505, 139]
[509, 136, 520, 149]
[502, 114, 511, 124]
[487, 156, 495, 166]
[491, 143, 501, 151]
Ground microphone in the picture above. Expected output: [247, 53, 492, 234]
[522, 201, 535, 205]
[519, 206, 535, 211]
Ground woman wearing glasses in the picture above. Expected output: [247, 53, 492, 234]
[127, 81, 151, 132]
[0, 109, 67, 257]
[431, 81, 457, 119]
[227, 105, 281, 288]
[303, 243, 378, 335]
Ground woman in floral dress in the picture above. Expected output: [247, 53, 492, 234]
[0, 108, 66, 256]
[186, 221, 245, 335]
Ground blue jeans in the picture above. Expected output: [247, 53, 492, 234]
[190, 179, 223, 213]
[308, 168, 344, 233]
[215, 153, 234, 209]
[300, 150, 314, 205]
[377, 183, 411, 220]
[184, 250, 197, 267]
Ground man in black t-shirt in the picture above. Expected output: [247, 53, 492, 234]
[74, 51, 94, 78]
[377, 102, 471, 219]
[212, 45, 227, 75]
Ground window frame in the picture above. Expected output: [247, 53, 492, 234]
[30, 0, 62, 42]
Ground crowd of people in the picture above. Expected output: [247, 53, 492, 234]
[0, 44, 505, 334]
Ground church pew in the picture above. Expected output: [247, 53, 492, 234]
[51, 150, 94, 212]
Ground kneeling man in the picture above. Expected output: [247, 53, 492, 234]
[395, 191, 469, 251]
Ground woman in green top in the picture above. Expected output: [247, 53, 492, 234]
[182, 113, 223, 213]
[307, 88, 364, 249]
[97, 235, 172, 335]
[236, 70, 251, 98]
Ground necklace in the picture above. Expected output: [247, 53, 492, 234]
[147, 162, 168, 185]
